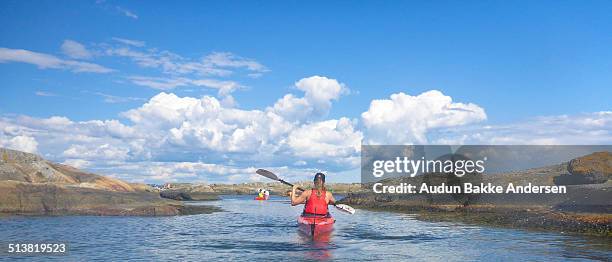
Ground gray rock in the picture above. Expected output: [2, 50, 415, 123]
[160, 190, 193, 201]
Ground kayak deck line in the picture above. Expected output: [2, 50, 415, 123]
[298, 215, 335, 237]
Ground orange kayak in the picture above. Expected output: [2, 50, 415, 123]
[254, 196, 268, 200]
[297, 215, 334, 237]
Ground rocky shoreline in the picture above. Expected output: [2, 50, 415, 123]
[0, 148, 220, 217]
[341, 198, 611, 236]
[0, 180, 222, 217]
[339, 152, 612, 237]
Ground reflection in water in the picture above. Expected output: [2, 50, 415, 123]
[297, 231, 334, 260]
[0, 195, 610, 261]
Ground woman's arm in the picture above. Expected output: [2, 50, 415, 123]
[291, 185, 309, 206]
[327, 192, 336, 205]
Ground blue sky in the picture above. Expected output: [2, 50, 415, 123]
[0, 1, 611, 183]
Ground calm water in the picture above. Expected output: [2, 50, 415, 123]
[1, 195, 610, 261]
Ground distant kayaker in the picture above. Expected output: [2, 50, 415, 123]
[263, 189, 270, 200]
[257, 188, 265, 199]
[291, 173, 336, 216]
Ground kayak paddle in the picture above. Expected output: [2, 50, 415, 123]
[255, 169, 356, 215]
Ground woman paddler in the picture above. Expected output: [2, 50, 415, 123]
[290, 173, 336, 217]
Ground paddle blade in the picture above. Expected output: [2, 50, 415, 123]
[334, 204, 355, 215]
[256, 169, 279, 181]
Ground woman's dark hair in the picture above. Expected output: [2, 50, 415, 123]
[313, 172, 326, 193]
[313, 172, 325, 183]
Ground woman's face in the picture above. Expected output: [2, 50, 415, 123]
[314, 178, 323, 188]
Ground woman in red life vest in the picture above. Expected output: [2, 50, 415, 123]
[290, 173, 336, 216]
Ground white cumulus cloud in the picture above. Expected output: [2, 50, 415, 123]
[63, 143, 130, 161]
[271, 75, 348, 122]
[362, 90, 487, 144]
[287, 117, 362, 163]
[0, 135, 38, 153]
[3, 74, 609, 183]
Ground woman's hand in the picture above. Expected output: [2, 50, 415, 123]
[291, 185, 299, 202]
[291, 184, 307, 206]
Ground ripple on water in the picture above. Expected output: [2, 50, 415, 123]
[0, 195, 609, 261]
[338, 226, 443, 242]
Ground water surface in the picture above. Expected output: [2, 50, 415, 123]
[1, 195, 610, 261]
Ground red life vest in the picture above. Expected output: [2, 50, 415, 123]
[304, 189, 328, 215]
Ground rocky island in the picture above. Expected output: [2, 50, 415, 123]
[0, 148, 220, 216]
[339, 152, 612, 236]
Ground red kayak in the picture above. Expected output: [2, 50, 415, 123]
[297, 215, 335, 237]
[254, 196, 268, 200]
